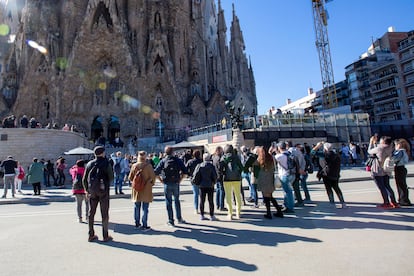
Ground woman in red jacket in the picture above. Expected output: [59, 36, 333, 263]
[70, 160, 89, 223]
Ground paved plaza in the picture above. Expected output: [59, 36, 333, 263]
[0, 164, 413, 275]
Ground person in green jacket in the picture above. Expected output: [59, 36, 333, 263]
[27, 158, 45, 195]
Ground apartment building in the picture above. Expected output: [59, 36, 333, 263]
[399, 30, 414, 120]
[344, 29, 413, 137]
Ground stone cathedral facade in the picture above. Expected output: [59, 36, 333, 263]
[0, 0, 256, 143]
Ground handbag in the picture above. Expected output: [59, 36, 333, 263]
[365, 155, 377, 167]
[274, 172, 282, 189]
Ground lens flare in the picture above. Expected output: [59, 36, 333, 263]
[98, 82, 107, 90]
[0, 24, 10, 36]
[37, 45, 48, 54]
[121, 95, 141, 109]
[103, 68, 117, 78]
[27, 40, 48, 55]
[56, 57, 68, 70]
[151, 111, 160, 119]
[27, 40, 39, 48]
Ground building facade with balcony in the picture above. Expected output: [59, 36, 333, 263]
[345, 29, 414, 138]
[399, 30, 414, 120]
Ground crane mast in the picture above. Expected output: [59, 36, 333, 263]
[311, 0, 337, 109]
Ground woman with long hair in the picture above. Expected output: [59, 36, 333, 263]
[392, 139, 412, 206]
[254, 146, 283, 219]
[70, 159, 89, 223]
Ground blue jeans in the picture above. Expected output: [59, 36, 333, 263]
[280, 174, 294, 210]
[114, 173, 124, 193]
[134, 202, 149, 227]
[242, 172, 257, 202]
[373, 175, 397, 204]
[192, 185, 200, 211]
[300, 174, 311, 200]
[215, 181, 225, 209]
[164, 183, 183, 223]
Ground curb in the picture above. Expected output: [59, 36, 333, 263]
[1, 174, 413, 206]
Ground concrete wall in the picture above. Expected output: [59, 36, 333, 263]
[0, 128, 91, 171]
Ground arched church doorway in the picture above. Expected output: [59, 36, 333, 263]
[91, 116, 104, 143]
[108, 115, 120, 146]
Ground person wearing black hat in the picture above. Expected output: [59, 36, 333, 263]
[83, 146, 114, 242]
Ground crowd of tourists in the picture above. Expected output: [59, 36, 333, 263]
[0, 134, 411, 243]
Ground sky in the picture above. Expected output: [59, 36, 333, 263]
[219, 0, 414, 115]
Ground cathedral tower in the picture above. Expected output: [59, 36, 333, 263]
[0, 0, 256, 143]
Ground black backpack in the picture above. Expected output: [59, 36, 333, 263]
[221, 155, 242, 181]
[162, 156, 181, 183]
[87, 159, 108, 193]
[113, 159, 121, 174]
[283, 151, 299, 176]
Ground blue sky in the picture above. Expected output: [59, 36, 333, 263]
[220, 0, 414, 115]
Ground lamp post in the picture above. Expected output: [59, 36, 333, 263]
[156, 96, 163, 141]
[225, 100, 245, 149]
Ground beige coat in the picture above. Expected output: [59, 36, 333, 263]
[129, 161, 156, 203]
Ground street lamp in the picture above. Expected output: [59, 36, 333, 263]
[156, 96, 163, 139]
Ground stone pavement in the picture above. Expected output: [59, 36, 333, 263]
[1, 162, 413, 205]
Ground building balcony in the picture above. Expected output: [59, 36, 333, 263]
[406, 78, 414, 86]
[400, 51, 414, 62]
[375, 106, 401, 116]
[406, 89, 414, 98]
[371, 84, 397, 93]
[369, 73, 398, 83]
[403, 66, 414, 75]
[399, 39, 414, 51]
[373, 93, 399, 103]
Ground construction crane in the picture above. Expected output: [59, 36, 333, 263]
[311, 0, 338, 109]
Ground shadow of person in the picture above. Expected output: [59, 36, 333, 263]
[170, 222, 322, 247]
[99, 241, 257, 272]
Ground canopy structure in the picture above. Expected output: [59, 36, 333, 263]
[170, 141, 204, 150]
[64, 146, 94, 155]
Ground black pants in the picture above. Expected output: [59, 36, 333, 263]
[199, 187, 214, 216]
[88, 190, 110, 239]
[32, 182, 41, 195]
[322, 177, 345, 203]
[394, 166, 411, 204]
[292, 176, 303, 203]
[57, 169, 65, 186]
[47, 172, 56, 186]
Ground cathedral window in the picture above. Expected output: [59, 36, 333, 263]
[92, 2, 113, 28]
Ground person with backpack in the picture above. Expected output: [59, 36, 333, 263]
[219, 144, 244, 220]
[70, 159, 89, 223]
[287, 141, 307, 207]
[312, 142, 346, 208]
[273, 141, 295, 213]
[192, 153, 218, 221]
[111, 151, 124, 195]
[83, 146, 114, 242]
[154, 146, 188, 227]
[129, 151, 156, 231]
[185, 150, 202, 214]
